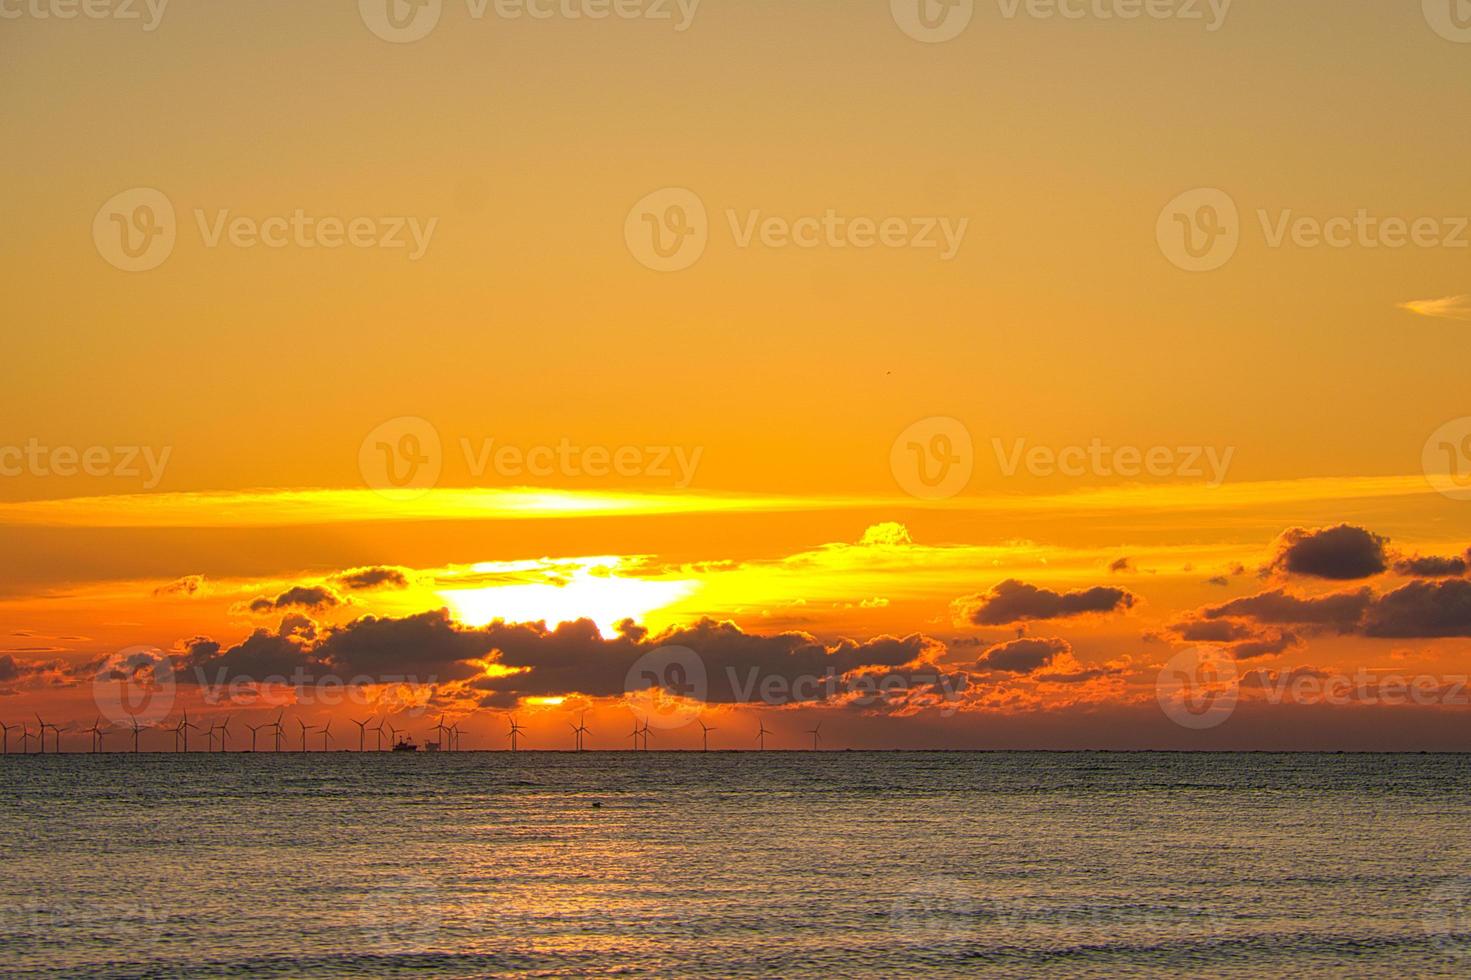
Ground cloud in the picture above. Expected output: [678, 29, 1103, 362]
[1393, 552, 1469, 578]
[468, 616, 945, 707]
[1203, 589, 1372, 630]
[153, 575, 206, 597]
[1200, 579, 1471, 640]
[1399, 295, 1471, 322]
[1109, 557, 1133, 573]
[1267, 525, 1388, 581]
[977, 637, 1071, 674]
[333, 566, 411, 591]
[181, 628, 319, 682]
[959, 580, 1137, 626]
[248, 586, 343, 614]
[1362, 579, 1471, 638]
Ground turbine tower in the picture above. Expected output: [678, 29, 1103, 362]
[84, 717, 107, 753]
[571, 713, 590, 752]
[756, 719, 771, 752]
[807, 721, 822, 752]
[698, 719, 716, 752]
[352, 717, 370, 752]
[507, 715, 525, 752]
[128, 719, 147, 753]
[0, 721, 16, 755]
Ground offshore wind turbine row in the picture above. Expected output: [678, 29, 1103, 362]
[0, 711, 810, 754]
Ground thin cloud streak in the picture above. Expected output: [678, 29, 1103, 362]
[1399, 295, 1471, 322]
[0, 475, 1440, 528]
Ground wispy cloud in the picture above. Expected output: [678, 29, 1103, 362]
[1399, 295, 1471, 321]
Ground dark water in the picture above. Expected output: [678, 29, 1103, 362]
[3, 752, 1471, 978]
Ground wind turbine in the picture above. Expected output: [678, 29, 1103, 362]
[216, 716, 232, 752]
[640, 719, 654, 752]
[245, 722, 265, 753]
[756, 719, 771, 752]
[507, 715, 524, 752]
[320, 720, 333, 752]
[807, 721, 822, 751]
[628, 717, 643, 751]
[271, 711, 286, 752]
[175, 710, 199, 753]
[19, 724, 36, 753]
[386, 721, 402, 749]
[570, 712, 590, 752]
[128, 719, 147, 753]
[84, 717, 107, 753]
[0, 721, 16, 755]
[352, 717, 370, 752]
[432, 714, 449, 751]
[369, 718, 386, 751]
[297, 718, 310, 753]
[698, 719, 716, 752]
[204, 722, 218, 753]
[37, 715, 67, 753]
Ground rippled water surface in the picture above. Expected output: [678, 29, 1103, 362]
[5, 752, 1471, 978]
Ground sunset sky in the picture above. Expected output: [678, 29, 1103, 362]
[4, 1, 1471, 750]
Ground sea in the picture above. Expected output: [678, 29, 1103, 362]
[3, 752, 1471, 978]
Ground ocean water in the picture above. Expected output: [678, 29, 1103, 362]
[3, 752, 1471, 978]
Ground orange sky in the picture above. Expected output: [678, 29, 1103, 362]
[4, 2, 1471, 749]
